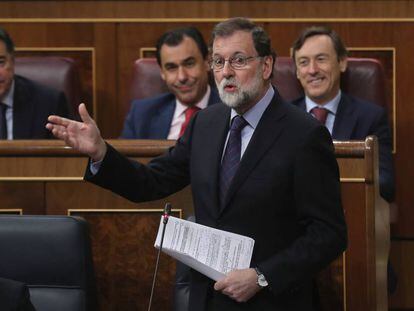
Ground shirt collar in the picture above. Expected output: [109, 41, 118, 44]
[2, 79, 14, 108]
[230, 85, 274, 129]
[175, 85, 211, 117]
[305, 89, 341, 115]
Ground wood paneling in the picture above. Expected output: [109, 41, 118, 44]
[69, 210, 180, 311]
[1, 1, 414, 19]
[389, 240, 414, 309]
[0, 139, 390, 311]
[0, 1, 413, 308]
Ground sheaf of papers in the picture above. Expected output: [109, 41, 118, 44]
[154, 216, 255, 281]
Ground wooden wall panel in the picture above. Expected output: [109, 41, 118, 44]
[1, 1, 414, 19]
[0, 182, 45, 214]
[69, 210, 180, 311]
[389, 240, 414, 309]
[0, 1, 414, 308]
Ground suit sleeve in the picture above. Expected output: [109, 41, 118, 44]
[371, 108, 395, 202]
[120, 102, 137, 139]
[84, 129, 193, 202]
[259, 125, 347, 296]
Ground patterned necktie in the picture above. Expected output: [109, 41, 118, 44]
[179, 106, 201, 137]
[311, 107, 329, 125]
[0, 103, 7, 139]
[219, 115, 248, 207]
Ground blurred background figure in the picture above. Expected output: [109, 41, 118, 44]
[0, 27, 71, 139]
[121, 27, 219, 139]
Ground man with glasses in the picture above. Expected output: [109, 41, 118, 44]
[0, 27, 71, 139]
[47, 18, 347, 311]
[121, 27, 219, 139]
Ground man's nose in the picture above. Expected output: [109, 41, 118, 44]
[308, 60, 319, 74]
[177, 66, 188, 82]
[221, 60, 235, 78]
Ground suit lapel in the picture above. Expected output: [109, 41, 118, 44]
[149, 99, 175, 138]
[208, 88, 220, 107]
[222, 93, 287, 211]
[13, 77, 34, 139]
[332, 94, 356, 140]
[204, 105, 231, 217]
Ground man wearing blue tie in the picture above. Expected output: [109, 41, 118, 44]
[47, 18, 347, 311]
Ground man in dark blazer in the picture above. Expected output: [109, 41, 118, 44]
[121, 27, 219, 139]
[0, 27, 71, 140]
[291, 26, 395, 203]
[47, 18, 347, 311]
[0, 277, 36, 311]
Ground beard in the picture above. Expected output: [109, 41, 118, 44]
[216, 69, 264, 111]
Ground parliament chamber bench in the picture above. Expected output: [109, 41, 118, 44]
[0, 138, 389, 311]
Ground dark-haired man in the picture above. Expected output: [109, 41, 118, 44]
[121, 27, 219, 139]
[0, 27, 71, 139]
[47, 18, 346, 311]
[291, 26, 395, 203]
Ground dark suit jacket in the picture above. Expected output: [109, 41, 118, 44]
[86, 90, 347, 311]
[12, 75, 71, 139]
[120, 88, 220, 139]
[0, 277, 36, 311]
[292, 93, 395, 202]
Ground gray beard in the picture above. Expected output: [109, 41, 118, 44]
[217, 74, 263, 111]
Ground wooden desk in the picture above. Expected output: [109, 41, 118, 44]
[0, 138, 388, 311]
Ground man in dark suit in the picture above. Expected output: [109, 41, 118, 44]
[121, 27, 219, 139]
[47, 18, 347, 311]
[0, 277, 36, 311]
[291, 26, 395, 203]
[0, 27, 71, 139]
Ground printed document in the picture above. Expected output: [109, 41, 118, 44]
[154, 216, 255, 281]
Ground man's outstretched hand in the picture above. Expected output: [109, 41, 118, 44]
[46, 103, 107, 162]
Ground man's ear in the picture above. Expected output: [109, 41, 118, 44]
[262, 56, 273, 80]
[339, 57, 348, 73]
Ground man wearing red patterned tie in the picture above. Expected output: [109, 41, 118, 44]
[291, 26, 395, 204]
[121, 27, 219, 140]
[291, 26, 397, 294]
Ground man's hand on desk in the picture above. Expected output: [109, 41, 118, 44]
[214, 268, 261, 302]
[46, 103, 107, 162]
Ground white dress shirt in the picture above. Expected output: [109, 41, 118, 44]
[167, 85, 211, 140]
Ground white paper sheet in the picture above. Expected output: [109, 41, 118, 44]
[154, 216, 255, 281]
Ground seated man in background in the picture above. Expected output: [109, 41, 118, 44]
[291, 26, 395, 204]
[291, 26, 397, 293]
[0, 27, 71, 139]
[121, 27, 219, 139]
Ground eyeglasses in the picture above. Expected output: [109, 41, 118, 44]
[210, 55, 262, 71]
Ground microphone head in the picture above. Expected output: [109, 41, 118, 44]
[163, 203, 172, 224]
[164, 203, 172, 216]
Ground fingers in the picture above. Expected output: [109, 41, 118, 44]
[47, 115, 71, 127]
[214, 280, 226, 291]
[78, 103, 94, 124]
[47, 124, 68, 140]
[213, 269, 259, 303]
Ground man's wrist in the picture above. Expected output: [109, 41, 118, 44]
[91, 140, 107, 162]
[254, 267, 268, 288]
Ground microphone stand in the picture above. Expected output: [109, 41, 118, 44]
[147, 202, 172, 311]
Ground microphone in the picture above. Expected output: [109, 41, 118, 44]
[147, 202, 172, 311]
[163, 202, 172, 225]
